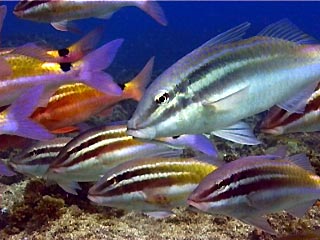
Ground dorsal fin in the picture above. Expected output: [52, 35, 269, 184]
[258, 19, 318, 44]
[200, 22, 251, 49]
[288, 153, 314, 173]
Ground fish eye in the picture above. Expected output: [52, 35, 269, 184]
[154, 91, 170, 105]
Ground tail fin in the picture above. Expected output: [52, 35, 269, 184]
[135, 1, 168, 26]
[80, 39, 123, 96]
[58, 27, 104, 63]
[123, 56, 154, 101]
[4, 85, 54, 140]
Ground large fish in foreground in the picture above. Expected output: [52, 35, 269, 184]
[45, 123, 218, 194]
[261, 83, 320, 135]
[88, 156, 218, 218]
[187, 152, 320, 235]
[13, 0, 167, 31]
[127, 20, 320, 144]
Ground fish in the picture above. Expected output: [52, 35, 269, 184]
[0, 85, 54, 140]
[45, 123, 218, 194]
[13, 0, 167, 32]
[0, 38, 123, 108]
[88, 156, 218, 218]
[187, 152, 320, 235]
[127, 20, 320, 145]
[261, 83, 320, 135]
[30, 57, 154, 134]
[0, 137, 71, 177]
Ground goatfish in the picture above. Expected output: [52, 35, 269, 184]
[13, 0, 167, 32]
[30, 57, 154, 134]
[0, 137, 71, 177]
[261, 83, 320, 135]
[0, 85, 54, 140]
[187, 152, 320, 235]
[0, 38, 123, 108]
[127, 20, 320, 145]
[45, 123, 218, 194]
[88, 156, 218, 218]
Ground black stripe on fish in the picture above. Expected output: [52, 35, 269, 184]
[14, 0, 49, 12]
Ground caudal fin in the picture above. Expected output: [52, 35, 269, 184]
[136, 1, 168, 26]
[60, 27, 104, 63]
[4, 85, 54, 140]
[123, 57, 154, 101]
[80, 39, 123, 96]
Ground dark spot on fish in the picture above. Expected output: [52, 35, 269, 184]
[172, 136, 180, 139]
[118, 83, 126, 90]
[58, 48, 70, 57]
[60, 62, 72, 72]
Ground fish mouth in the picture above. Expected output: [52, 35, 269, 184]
[126, 128, 156, 140]
[187, 199, 209, 212]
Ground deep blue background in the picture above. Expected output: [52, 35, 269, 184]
[2, 1, 320, 81]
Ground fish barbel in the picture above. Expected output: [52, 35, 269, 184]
[127, 20, 320, 144]
[30, 57, 154, 134]
[13, 0, 167, 31]
[88, 156, 218, 218]
[45, 123, 217, 194]
[0, 38, 123, 108]
[188, 152, 320, 235]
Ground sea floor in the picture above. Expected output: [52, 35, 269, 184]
[0, 104, 319, 240]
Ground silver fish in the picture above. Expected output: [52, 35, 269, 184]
[127, 20, 320, 144]
[0, 137, 71, 177]
[45, 123, 218, 194]
[188, 153, 320, 235]
[88, 156, 218, 218]
[13, 0, 167, 31]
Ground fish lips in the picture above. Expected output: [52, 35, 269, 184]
[127, 119, 157, 139]
[187, 199, 210, 213]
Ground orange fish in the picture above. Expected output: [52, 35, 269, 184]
[31, 57, 154, 134]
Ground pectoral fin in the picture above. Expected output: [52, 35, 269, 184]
[211, 121, 261, 145]
[202, 85, 249, 112]
[242, 215, 276, 235]
[286, 200, 315, 218]
[144, 210, 174, 219]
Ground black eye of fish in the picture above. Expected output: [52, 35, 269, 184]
[60, 62, 72, 72]
[155, 91, 170, 104]
[58, 48, 70, 57]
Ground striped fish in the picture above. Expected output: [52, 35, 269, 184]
[10, 137, 71, 177]
[127, 20, 320, 144]
[187, 153, 320, 235]
[0, 137, 71, 177]
[45, 123, 218, 195]
[13, 0, 167, 32]
[261, 83, 320, 134]
[88, 156, 218, 218]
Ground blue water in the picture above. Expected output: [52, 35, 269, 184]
[3, 1, 320, 80]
